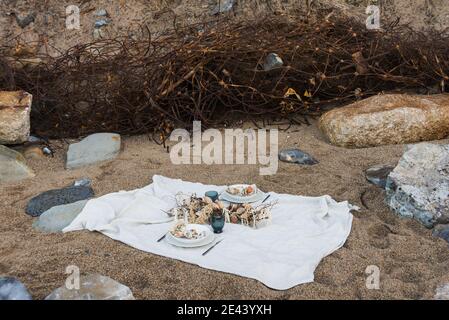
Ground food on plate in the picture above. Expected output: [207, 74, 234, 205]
[226, 184, 257, 197]
[170, 221, 206, 240]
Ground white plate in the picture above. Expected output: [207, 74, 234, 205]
[166, 230, 215, 248]
[220, 186, 266, 204]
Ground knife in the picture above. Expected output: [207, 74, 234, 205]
[202, 239, 224, 256]
[157, 232, 167, 242]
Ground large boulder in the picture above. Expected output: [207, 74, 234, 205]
[66, 133, 121, 169]
[0, 91, 32, 144]
[385, 143, 449, 228]
[319, 94, 449, 148]
[45, 274, 135, 300]
[0, 145, 34, 183]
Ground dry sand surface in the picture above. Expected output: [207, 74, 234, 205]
[1, 120, 449, 300]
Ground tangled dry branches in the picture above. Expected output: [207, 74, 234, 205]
[1, 12, 449, 139]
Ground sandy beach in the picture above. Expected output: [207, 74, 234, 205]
[1, 120, 448, 300]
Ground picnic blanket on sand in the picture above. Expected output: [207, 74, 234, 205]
[63, 175, 355, 290]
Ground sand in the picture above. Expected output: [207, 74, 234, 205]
[1, 120, 449, 300]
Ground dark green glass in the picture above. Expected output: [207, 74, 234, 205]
[211, 214, 225, 233]
[205, 191, 219, 202]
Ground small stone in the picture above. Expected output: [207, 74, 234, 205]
[0, 277, 32, 300]
[432, 224, 449, 243]
[0, 145, 34, 183]
[94, 9, 108, 17]
[13, 12, 36, 29]
[73, 178, 92, 187]
[22, 146, 45, 159]
[26, 185, 94, 217]
[263, 53, 284, 71]
[386, 143, 449, 228]
[211, 0, 235, 15]
[365, 165, 394, 189]
[434, 283, 449, 300]
[279, 148, 318, 165]
[32, 200, 88, 233]
[66, 133, 121, 170]
[0, 90, 32, 144]
[45, 274, 135, 300]
[95, 19, 110, 29]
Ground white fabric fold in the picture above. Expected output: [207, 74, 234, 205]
[64, 175, 354, 290]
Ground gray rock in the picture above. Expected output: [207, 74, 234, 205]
[66, 133, 121, 169]
[33, 200, 88, 233]
[279, 148, 318, 165]
[386, 143, 449, 228]
[0, 277, 32, 300]
[94, 9, 108, 17]
[365, 165, 394, 189]
[211, 0, 235, 15]
[434, 283, 449, 300]
[263, 53, 283, 71]
[0, 145, 34, 183]
[13, 12, 36, 28]
[45, 274, 135, 300]
[432, 224, 449, 243]
[26, 185, 94, 217]
[95, 19, 110, 29]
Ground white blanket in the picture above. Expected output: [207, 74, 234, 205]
[63, 175, 354, 290]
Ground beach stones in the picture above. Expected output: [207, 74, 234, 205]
[0, 277, 32, 300]
[319, 94, 449, 148]
[433, 224, 449, 243]
[32, 200, 88, 233]
[0, 90, 32, 144]
[26, 185, 94, 217]
[66, 133, 121, 169]
[45, 274, 135, 300]
[279, 148, 318, 165]
[0, 145, 34, 183]
[385, 143, 449, 228]
[365, 165, 394, 189]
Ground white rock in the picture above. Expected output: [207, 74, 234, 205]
[66, 133, 121, 169]
[0, 91, 32, 144]
[385, 143, 449, 228]
[45, 274, 135, 300]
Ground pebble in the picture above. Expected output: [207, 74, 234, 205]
[32, 200, 88, 233]
[279, 148, 318, 165]
[365, 165, 394, 189]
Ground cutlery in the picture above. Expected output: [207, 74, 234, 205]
[202, 239, 224, 256]
[161, 209, 173, 217]
[261, 194, 271, 203]
[157, 232, 167, 242]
